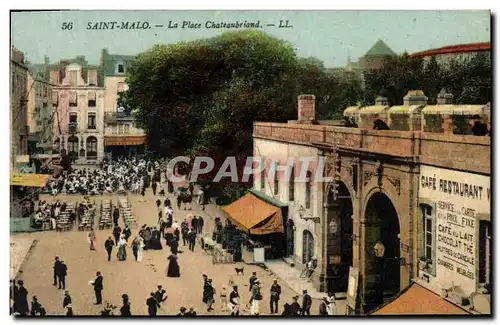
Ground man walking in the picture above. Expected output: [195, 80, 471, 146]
[92, 271, 103, 305]
[146, 292, 160, 316]
[88, 227, 96, 251]
[191, 216, 199, 234]
[53, 256, 61, 286]
[188, 230, 196, 252]
[113, 207, 120, 226]
[58, 260, 68, 290]
[301, 290, 312, 316]
[198, 216, 204, 234]
[63, 290, 73, 316]
[269, 279, 281, 314]
[154, 285, 167, 304]
[104, 237, 115, 262]
[152, 181, 157, 196]
[113, 225, 122, 245]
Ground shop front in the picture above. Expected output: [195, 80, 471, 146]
[104, 135, 145, 158]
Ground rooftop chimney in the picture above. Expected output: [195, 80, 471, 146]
[298, 94, 316, 121]
[436, 88, 454, 105]
[49, 70, 60, 85]
[375, 95, 389, 106]
[404, 90, 428, 106]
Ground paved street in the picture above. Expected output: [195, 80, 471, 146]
[12, 184, 325, 316]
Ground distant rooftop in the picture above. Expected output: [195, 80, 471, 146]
[363, 40, 397, 57]
[411, 42, 491, 58]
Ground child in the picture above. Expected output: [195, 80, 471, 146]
[220, 285, 228, 311]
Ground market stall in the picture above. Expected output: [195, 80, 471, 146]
[219, 192, 285, 263]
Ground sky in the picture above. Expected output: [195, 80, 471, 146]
[11, 10, 491, 68]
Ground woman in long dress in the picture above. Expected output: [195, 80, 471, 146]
[137, 236, 145, 262]
[166, 254, 180, 278]
[117, 235, 127, 261]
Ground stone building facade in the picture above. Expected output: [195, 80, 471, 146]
[253, 98, 490, 314]
[100, 49, 145, 158]
[10, 47, 29, 168]
[50, 62, 105, 163]
[26, 72, 54, 152]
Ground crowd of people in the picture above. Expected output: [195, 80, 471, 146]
[43, 157, 164, 197]
[11, 156, 339, 317]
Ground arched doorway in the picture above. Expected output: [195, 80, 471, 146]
[364, 192, 400, 313]
[67, 136, 79, 162]
[86, 136, 98, 160]
[285, 219, 295, 257]
[326, 181, 354, 293]
[302, 230, 314, 264]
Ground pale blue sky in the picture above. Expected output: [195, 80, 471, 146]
[11, 10, 490, 67]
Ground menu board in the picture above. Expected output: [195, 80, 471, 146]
[419, 166, 490, 295]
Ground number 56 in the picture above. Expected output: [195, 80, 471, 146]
[61, 22, 73, 30]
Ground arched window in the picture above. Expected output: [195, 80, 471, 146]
[289, 166, 295, 202]
[305, 171, 312, 209]
[86, 136, 98, 160]
[67, 136, 79, 160]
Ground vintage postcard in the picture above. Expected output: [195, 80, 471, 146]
[9, 10, 491, 317]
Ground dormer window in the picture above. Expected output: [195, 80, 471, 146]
[116, 62, 125, 74]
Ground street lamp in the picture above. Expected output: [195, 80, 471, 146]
[298, 205, 320, 223]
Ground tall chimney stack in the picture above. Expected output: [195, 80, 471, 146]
[298, 94, 316, 121]
[404, 90, 428, 106]
[436, 88, 454, 105]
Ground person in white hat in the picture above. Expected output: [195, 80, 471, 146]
[250, 279, 262, 315]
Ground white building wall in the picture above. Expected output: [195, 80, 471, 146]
[254, 138, 323, 267]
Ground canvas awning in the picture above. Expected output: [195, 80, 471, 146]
[221, 193, 284, 235]
[388, 105, 425, 115]
[10, 173, 51, 187]
[371, 283, 471, 315]
[422, 105, 487, 115]
[32, 153, 61, 159]
[343, 106, 361, 115]
[104, 136, 146, 146]
[360, 105, 389, 114]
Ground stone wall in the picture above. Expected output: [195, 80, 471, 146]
[254, 122, 490, 175]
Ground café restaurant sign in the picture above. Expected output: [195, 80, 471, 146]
[419, 166, 490, 295]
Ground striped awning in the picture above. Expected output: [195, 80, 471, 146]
[422, 105, 487, 115]
[343, 106, 361, 115]
[360, 105, 389, 114]
[10, 173, 51, 187]
[388, 105, 425, 115]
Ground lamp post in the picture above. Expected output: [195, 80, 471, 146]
[373, 241, 385, 305]
[298, 205, 320, 223]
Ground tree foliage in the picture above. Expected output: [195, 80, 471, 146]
[363, 52, 491, 106]
[120, 30, 362, 175]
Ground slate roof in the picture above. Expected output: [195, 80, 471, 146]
[99, 48, 137, 85]
[364, 40, 397, 57]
